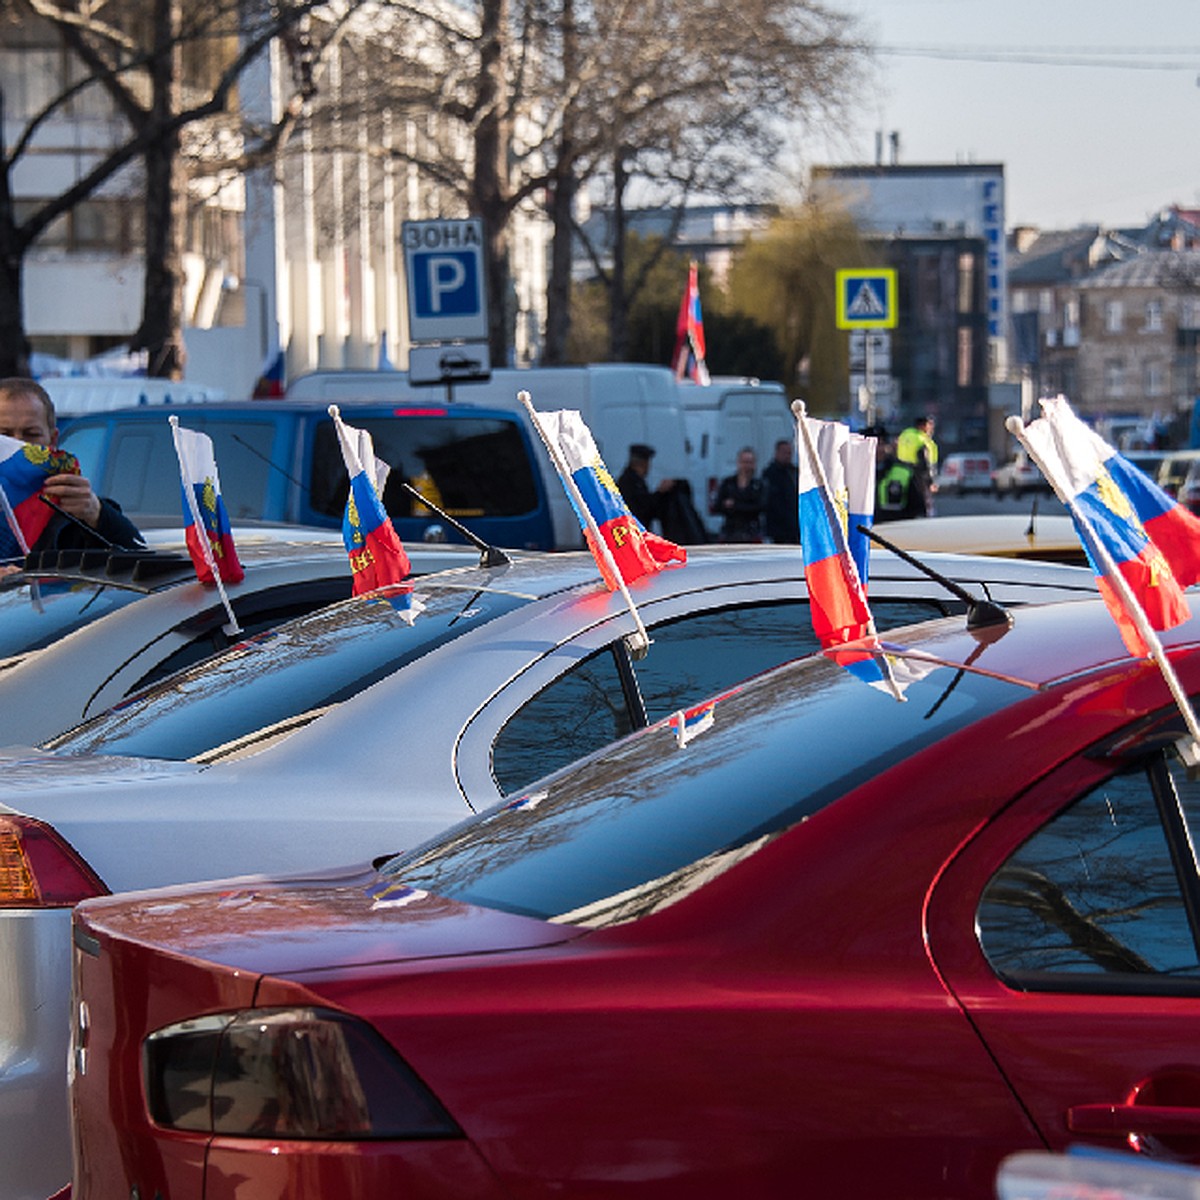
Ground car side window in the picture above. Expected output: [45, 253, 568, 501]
[491, 598, 951, 795]
[491, 649, 635, 795]
[978, 753, 1200, 988]
[633, 599, 949, 722]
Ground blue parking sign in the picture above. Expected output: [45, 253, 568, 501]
[412, 251, 479, 319]
[403, 219, 489, 343]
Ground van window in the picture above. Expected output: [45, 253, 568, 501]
[308, 414, 539, 520]
[61, 418, 278, 520]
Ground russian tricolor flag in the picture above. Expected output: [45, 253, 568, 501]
[169, 419, 244, 585]
[797, 411, 877, 648]
[1019, 396, 1200, 656]
[672, 261, 711, 386]
[328, 406, 415, 602]
[527, 407, 686, 589]
[0, 434, 81, 561]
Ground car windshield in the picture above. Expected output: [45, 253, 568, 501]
[45, 580, 535, 761]
[0, 577, 143, 656]
[383, 652, 1029, 928]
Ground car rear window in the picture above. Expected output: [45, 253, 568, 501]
[308, 414, 540, 521]
[384, 655, 1027, 927]
[0, 578, 143, 656]
[44, 582, 533, 761]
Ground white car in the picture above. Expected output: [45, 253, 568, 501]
[0, 546, 1100, 1200]
[991, 452, 1047, 498]
[936, 451, 994, 495]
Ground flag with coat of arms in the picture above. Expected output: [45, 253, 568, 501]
[525, 405, 687, 590]
[0, 434, 81, 562]
[327, 406, 418, 608]
[169, 418, 244, 585]
[1013, 395, 1200, 657]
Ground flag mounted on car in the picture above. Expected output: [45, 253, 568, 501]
[672, 261, 711, 386]
[327, 405, 414, 601]
[168, 418, 244, 586]
[794, 402, 901, 698]
[1012, 396, 1200, 657]
[522, 394, 686, 654]
[0, 434, 81, 563]
[795, 403, 878, 649]
[523, 402, 686, 590]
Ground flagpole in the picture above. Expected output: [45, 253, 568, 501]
[0, 480, 29, 559]
[1008, 414, 1200, 766]
[169, 416, 241, 637]
[519, 391, 650, 654]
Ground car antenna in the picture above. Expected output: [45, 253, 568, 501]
[37, 494, 121, 550]
[1024, 494, 1039, 540]
[857, 523, 1013, 630]
[399, 482, 511, 567]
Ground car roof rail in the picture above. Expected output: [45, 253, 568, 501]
[18, 547, 198, 590]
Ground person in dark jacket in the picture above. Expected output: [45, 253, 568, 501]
[761, 438, 799, 543]
[0, 377, 143, 560]
[714, 446, 765, 543]
[617, 444, 670, 529]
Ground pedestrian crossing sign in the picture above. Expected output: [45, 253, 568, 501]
[835, 268, 898, 330]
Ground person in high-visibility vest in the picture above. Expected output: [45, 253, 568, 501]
[895, 415, 938, 517]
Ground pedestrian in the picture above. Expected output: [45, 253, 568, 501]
[895, 414, 939, 518]
[0, 377, 144, 563]
[617, 443, 674, 532]
[714, 446, 765, 543]
[761, 437, 799, 544]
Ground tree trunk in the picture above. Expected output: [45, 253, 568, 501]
[607, 149, 629, 361]
[543, 158, 577, 365]
[541, 0, 576, 366]
[0, 90, 31, 377]
[474, 0, 512, 366]
[130, 0, 186, 379]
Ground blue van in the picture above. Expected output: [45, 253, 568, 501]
[58, 398, 558, 550]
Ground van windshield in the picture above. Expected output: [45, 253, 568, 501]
[309, 415, 540, 521]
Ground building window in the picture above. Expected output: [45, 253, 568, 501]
[1105, 300, 1124, 333]
[957, 252, 976, 315]
[1012, 289, 1030, 314]
[957, 327, 973, 387]
[1105, 359, 1125, 397]
[1039, 289, 1053, 315]
[1145, 300, 1164, 332]
[1146, 362, 1168, 397]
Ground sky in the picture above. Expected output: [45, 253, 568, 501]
[813, 0, 1200, 231]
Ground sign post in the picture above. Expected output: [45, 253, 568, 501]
[402, 218, 491, 391]
[835, 268, 898, 426]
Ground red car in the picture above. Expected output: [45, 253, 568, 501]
[69, 597, 1200, 1199]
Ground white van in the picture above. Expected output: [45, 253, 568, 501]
[286, 365, 702, 548]
[675, 377, 793, 535]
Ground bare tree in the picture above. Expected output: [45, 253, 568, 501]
[547, 0, 867, 361]
[0, 0, 328, 378]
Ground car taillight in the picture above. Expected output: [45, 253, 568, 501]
[144, 1007, 461, 1140]
[0, 815, 107, 907]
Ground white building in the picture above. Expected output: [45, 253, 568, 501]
[3, 11, 550, 396]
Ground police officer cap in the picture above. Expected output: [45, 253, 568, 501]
[629, 443, 655, 460]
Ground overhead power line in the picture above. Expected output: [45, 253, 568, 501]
[878, 44, 1200, 70]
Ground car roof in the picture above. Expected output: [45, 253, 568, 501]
[870, 514, 1084, 564]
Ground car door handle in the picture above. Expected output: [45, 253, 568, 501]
[1068, 1104, 1200, 1136]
